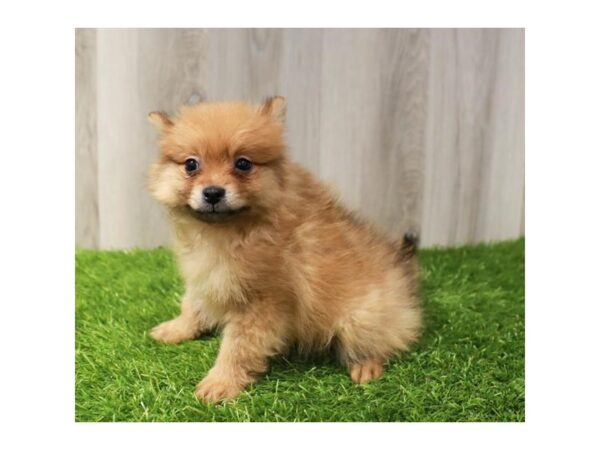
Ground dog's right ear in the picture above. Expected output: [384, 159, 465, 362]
[148, 111, 173, 133]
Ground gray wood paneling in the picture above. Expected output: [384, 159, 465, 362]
[319, 29, 379, 212]
[421, 29, 525, 247]
[206, 29, 283, 101]
[76, 28, 525, 249]
[521, 186, 525, 235]
[75, 29, 99, 248]
[362, 29, 429, 237]
[279, 29, 323, 175]
[318, 29, 429, 236]
[95, 29, 207, 249]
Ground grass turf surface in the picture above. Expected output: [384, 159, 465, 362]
[75, 238, 524, 422]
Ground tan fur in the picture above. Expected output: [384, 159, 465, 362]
[147, 98, 422, 403]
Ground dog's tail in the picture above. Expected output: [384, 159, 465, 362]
[396, 230, 420, 296]
[397, 230, 419, 262]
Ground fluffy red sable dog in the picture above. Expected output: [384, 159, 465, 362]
[148, 97, 422, 403]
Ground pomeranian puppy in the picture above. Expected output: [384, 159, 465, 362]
[147, 97, 422, 403]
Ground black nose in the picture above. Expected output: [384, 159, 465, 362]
[203, 186, 226, 205]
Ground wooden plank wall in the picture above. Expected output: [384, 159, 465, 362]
[75, 28, 98, 248]
[75, 28, 524, 249]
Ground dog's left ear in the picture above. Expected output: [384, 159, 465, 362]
[260, 96, 286, 124]
[148, 111, 173, 133]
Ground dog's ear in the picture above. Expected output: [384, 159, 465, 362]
[260, 96, 286, 124]
[148, 111, 173, 133]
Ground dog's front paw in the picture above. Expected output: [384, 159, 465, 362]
[195, 373, 244, 403]
[150, 318, 196, 344]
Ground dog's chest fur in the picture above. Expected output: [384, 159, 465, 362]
[175, 232, 248, 319]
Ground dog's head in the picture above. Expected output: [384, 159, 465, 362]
[148, 97, 287, 223]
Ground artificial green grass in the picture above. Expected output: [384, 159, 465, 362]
[75, 238, 524, 422]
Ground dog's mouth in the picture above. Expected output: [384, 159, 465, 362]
[187, 205, 250, 223]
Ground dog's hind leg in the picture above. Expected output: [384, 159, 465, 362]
[334, 270, 421, 384]
[349, 359, 385, 384]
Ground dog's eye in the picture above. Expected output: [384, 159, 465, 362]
[184, 158, 200, 174]
[234, 157, 253, 172]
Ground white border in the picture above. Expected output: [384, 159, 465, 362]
[2, 0, 600, 448]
